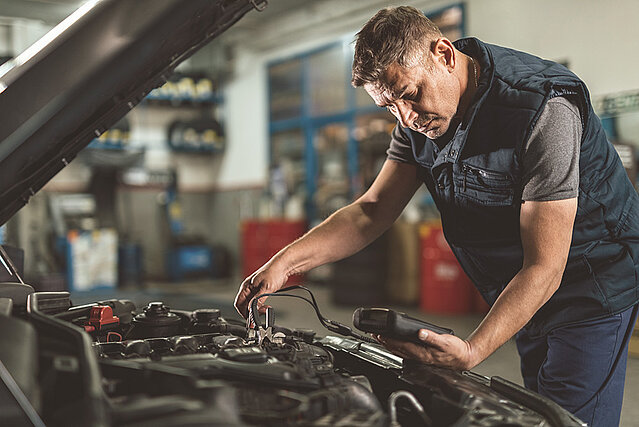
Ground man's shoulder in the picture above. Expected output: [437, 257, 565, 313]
[478, 41, 582, 92]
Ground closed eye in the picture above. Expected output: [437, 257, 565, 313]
[403, 88, 419, 102]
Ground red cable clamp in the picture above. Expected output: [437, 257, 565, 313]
[83, 305, 120, 333]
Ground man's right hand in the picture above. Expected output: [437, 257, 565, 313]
[234, 258, 289, 319]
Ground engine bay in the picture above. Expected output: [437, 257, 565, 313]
[0, 285, 584, 426]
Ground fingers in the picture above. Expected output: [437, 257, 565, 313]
[377, 335, 421, 357]
[233, 280, 250, 318]
[234, 270, 282, 319]
[258, 305, 271, 315]
[417, 329, 446, 351]
[379, 339, 412, 360]
[234, 274, 262, 318]
[379, 336, 422, 354]
[376, 334, 442, 365]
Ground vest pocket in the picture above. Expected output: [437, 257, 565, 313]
[455, 164, 515, 206]
[582, 241, 638, 303]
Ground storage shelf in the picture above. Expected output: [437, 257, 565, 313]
[142, 94, 223, 107]
[167, 145, 224, 154]
[87, 139, 130, 150]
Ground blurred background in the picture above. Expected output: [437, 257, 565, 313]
[1, 1, 639, 423]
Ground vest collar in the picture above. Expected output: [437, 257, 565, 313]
[424, 38, 496, 169]
[453, 38, 495, 131]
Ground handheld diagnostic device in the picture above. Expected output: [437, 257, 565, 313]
[353, 307, 454, 345]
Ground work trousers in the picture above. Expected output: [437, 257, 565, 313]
[516, 305, 638, 427]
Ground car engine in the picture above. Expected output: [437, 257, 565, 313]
[0, 284, 585, 427]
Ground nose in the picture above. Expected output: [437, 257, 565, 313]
[395, 102, 418, 129]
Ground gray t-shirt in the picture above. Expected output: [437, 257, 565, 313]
[387, 96, 582, 202]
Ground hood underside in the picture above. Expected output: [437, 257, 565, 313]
[0, 0, 264, 226]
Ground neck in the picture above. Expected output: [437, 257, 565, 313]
[456, 51, 481, 121]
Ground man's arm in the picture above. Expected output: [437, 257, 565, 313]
[377, 197, 577, 370]
[234, 159, 422, 318]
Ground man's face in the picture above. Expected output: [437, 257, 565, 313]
[364, 60, 461, 139]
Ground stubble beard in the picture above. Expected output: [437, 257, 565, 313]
[417, 116, 451, 140]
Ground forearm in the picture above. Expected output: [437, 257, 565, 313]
[466, 264, 563, 366]
[266, 161, 421, 279]
[273, 200, 391, 276]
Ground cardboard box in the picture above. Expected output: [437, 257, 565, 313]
[66, 228, 118, 291]
[630, 318, 639, 359]
[386, 221, 420, 305]
[629, 334, 639, 359]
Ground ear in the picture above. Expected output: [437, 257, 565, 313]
[431, 38, 456, 72]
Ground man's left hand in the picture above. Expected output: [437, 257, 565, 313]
[376, 329, 478, 371]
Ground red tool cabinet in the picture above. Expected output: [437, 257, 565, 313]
[241, 220, 307, 283]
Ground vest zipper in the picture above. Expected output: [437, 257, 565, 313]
[464, 164, 512, 185]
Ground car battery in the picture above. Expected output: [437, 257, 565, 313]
[419, 222, 474, 314]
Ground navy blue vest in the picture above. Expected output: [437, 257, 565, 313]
[403, 38, 639, 336]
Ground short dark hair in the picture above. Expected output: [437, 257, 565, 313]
[352, 6, 442, 87]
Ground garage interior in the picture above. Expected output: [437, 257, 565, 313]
[1, 0, 639, 426]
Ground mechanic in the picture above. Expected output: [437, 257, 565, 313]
[235, 6, 639, 425]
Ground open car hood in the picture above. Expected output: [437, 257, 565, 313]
[0, 0, 264, 226]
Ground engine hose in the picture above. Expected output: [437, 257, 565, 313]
[388, 390, 432, 427]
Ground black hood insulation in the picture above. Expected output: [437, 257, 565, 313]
[0, 0, 264, 226]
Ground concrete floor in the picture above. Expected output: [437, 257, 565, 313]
[73, 279, 639, 426]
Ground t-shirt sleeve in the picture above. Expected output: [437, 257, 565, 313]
[521, 96, 582, 202]
[386, 124, 417, 165]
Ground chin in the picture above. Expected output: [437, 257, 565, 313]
[426, 118, 452, 139]
[425, 129, 442, 139]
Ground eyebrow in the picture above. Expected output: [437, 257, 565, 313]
[376, 85, 408, 108]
